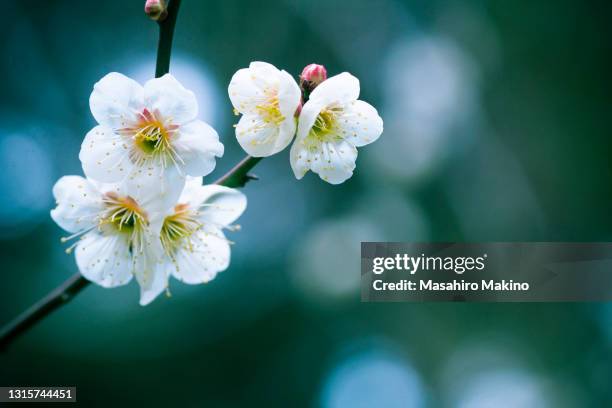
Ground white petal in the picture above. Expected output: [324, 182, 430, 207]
[93, 179, 128, 197]
[235, 114, 294, 157]
[228, 61, 281, 115]
[171, 227, 231, 284]
[338, 100, 384, 147]
[80, 125, 132, 183]
[136, 266, 167, 306]
[125, 166, 185, 217]
[289, 139, 312, 180]
[309, 72, 360, 105]
[249, 61, 283, 82]
[144, 73, 198, 124]
[89, 72, 144, 129]
[277, 69, 301, 120]
[189, 185, 247, 227]
[277, 116, 298, 152]
[50, 176, 104, 233]
[228, 69, 264, 115]
[75, 232, 133, 288]
[296, 99, 326, 140]
[174, 120, 224, 176]
[177, 176, 204, 204]
[310, 140, 358, 184]
[133, 233, 167, 306]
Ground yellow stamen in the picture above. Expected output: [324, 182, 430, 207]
[255, 94, 284, 126]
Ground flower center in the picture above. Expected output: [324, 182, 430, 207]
[304, 105, 344, 150]
[118, 108, 180, 168]
[100, 192, 148, 235]
[59, 192, 149, 254]
[134, 120, 169, 154]
[160, 204, 202, 256]
[311, 108, 337, 137]
[256, 93, 284, 126]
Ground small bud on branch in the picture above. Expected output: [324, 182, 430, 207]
[145, 0, 168, 21]
[301, 63, 327, 84]
[300, 63, 327, 100]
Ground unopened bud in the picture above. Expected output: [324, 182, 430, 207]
[145, 0, 167, 21]
[301, 64, 327, 84]
[300, 64, 327, 101]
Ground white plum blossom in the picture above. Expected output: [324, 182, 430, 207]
[51, 175, 170, 305]
[228, 61, 301, 157]
[80, 72, 224, 207]
[290, 72, 383, 184]
[158, 177, 246, 285]
[48, 62, 380, 307]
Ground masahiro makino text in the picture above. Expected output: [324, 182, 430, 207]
[372, 279, 530, 291]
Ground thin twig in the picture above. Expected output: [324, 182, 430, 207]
[155, 0, 181, 78]
[0, 274, 88, 350]
[213, 156, 262, 188]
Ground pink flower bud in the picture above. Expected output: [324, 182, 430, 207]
[300, 64, 327, 85]
[300, 64, 328, 100]
[145, 0, 167, 21]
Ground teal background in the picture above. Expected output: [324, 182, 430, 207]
[1, 0, 612, 406]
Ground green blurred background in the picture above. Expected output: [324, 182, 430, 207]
[1, 0, 612, 406]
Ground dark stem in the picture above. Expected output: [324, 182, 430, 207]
[155, 0, 181, 78]
[0, 274, 89, 351]
[213, 156, 262, 188]
[0, 0, 184, 352]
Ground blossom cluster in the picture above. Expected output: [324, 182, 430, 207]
[51, 62, 383, 305]
[52, 73, 245, 305]
[229, 62, 383, 184]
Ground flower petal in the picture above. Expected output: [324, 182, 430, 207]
[75, 232, 133, 288]
[171, 226, 231, 284]
[174, 119, 224, 177]
[338, 100, 384, 147]
[289, 139, 312, 180]
[249, 61, 283, 85]
[309, 72, 360, 105]
[177, 176, 204, 203]
[277, 69, 301, 120]
[235, 114, 293, 157]
[228, 62, 281, 115]
[296, 99, 326, 140]
[136, 267, 167, 306]
[80, 125, 131, 183]
[310, 140, 358, 184]
[133, 235, 167, 306]
[144, 73, 198, 124]
[126, 166, 185, 218]
[189, 184, 247, 227]
[228, 70, 262, 115]
[136, 276, 166, 305]
[51, 175, 104, 233]
[89, 72, 144, 129]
